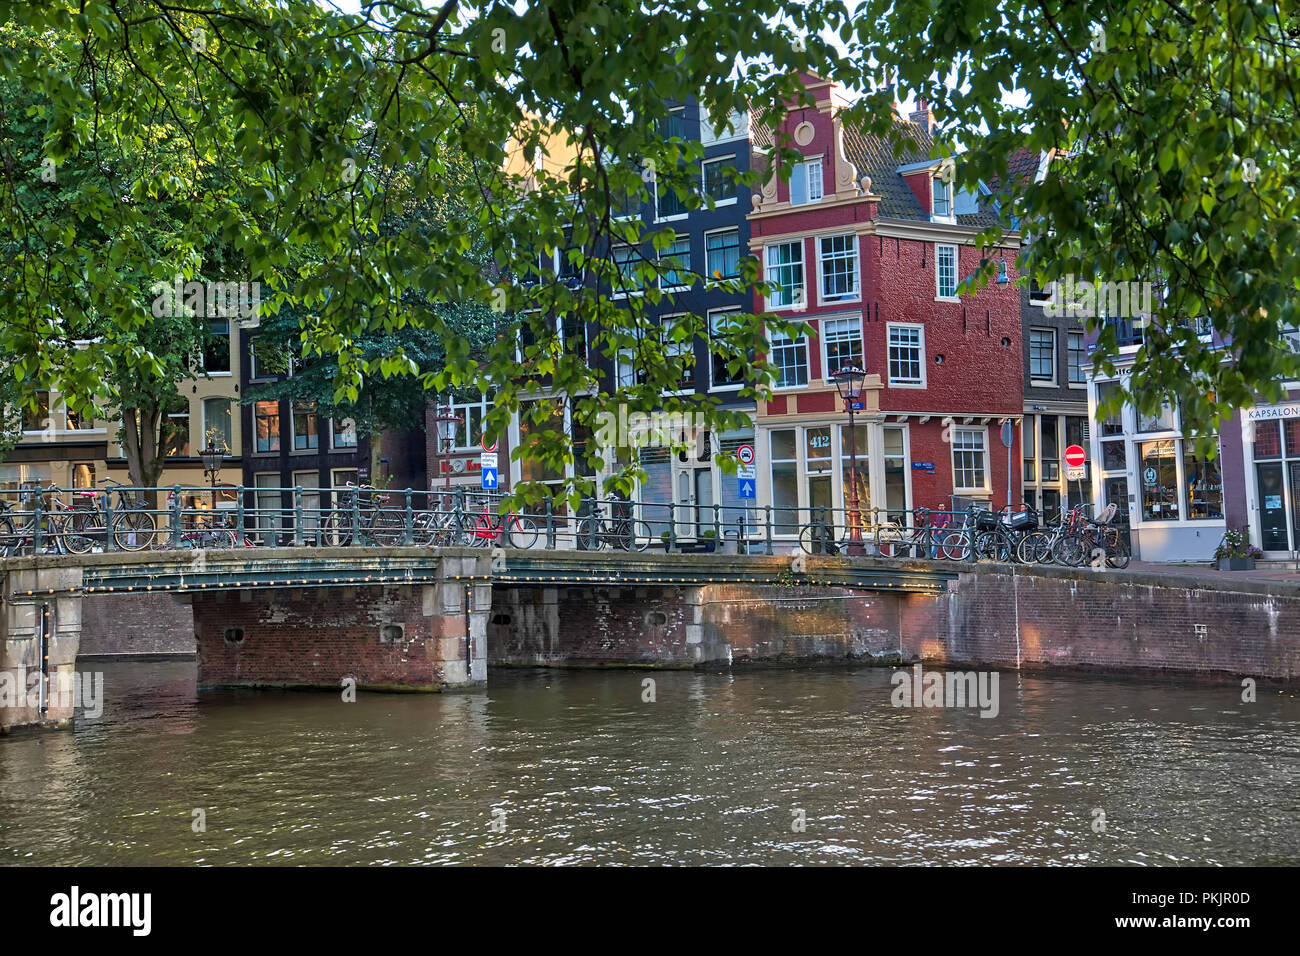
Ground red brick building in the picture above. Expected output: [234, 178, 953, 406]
[748, 75, 1024, 531]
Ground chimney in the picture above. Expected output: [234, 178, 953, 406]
[909, 98, 934, 134]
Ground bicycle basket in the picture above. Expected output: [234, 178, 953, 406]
[1003, 508, 1037, 531]
[975, 510, 999, 532]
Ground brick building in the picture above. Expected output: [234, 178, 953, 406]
[746, 75, 1024, 534]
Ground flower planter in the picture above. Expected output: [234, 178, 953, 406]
[1216, 557, 1256, 571]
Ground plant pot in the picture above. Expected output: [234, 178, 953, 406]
[1216, 557, 1255, 571]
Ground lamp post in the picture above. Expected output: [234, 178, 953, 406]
[199, 439, 225, 521]
[831, 365, 867, 556]
[432, 405, 464, 496]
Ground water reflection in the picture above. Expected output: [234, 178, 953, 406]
[0, 661, 1296, 865]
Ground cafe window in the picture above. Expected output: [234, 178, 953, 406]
[1139, 439, 1179, 521]
[1184, 449, 1223, 520]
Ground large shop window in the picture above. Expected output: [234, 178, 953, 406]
[1184, 450, 1223, 519]
[1139, 440, 1179, 520]
[839, 424, 870, 516]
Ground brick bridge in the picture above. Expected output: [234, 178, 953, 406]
[3, 548, 1299, 732]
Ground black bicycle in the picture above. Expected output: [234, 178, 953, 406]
[574, 499, 652, 551]
[319, 483, 405, 546]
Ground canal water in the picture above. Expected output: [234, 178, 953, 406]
[1, 661, 1297, 865]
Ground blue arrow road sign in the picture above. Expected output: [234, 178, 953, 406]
[482, 467, 498, 490]
[738, 477, 756, 499]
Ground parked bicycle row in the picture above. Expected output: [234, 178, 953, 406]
[0, 481, 1127, 567]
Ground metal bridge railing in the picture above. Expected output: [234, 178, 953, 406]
[0, 482, 1095, 567]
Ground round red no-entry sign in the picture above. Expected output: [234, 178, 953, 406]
[1064, 444, 1086, 468]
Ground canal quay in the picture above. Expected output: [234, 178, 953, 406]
[2, 545, 1297, 868]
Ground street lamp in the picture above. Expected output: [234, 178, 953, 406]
[831, 365, 868, 556]
[199, 439, 224, 519]
[432, 405, 464, 496]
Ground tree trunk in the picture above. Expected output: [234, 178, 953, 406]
[121, 405, 166, 509]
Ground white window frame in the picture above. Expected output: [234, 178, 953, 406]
[1029, 327, 1057, 385]
[951, 427, 990, 494]
[653, 178, 689, 223]
[659, 234, 692, 293]
[611, 244, 645, 299]
[701, 155, 737, 207]
[768, 328, 809, 390]
[707, 307, 746, 392]
[1067, 331, 1087, 387]
[790, 158, 823, 206]
[817, 233, 860, 304]
[821, 316, 864, 383]
[932, 173, 953, 219]
[659, 312, 697, 395]
[331, 417, 359, 450]
[764, 240, 805, 311]
[704, 226, 741, 281]
[201, 397, 233, 453]
[936, 243, 959, 300]
[448, 397, 489, 451]
[202, 317, 233, 376]
[886, 322, 926, 388]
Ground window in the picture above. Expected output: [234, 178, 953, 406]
[822, 317, 863, 380]
[765, 241, 804, 309]
[1136, 401, 1178, 434]
[292, 403, 318, 451]
[21, 391, 49, 432]
[163, 402, 190, 457]
[883, 426, 908, 515]
[769, 329, 808, 388]
[332, 418, 358, 449]
[705, 229, 740, 280]
[561, 314, 587, 360]
[702, 156, 734, 204]
[1030, 328, 1056, 382]
[612, 245, 645, 294]
[655, 178, 688, 219]
[932, 174, 952, 217]
[660, 106, 688, 140]
[1040, 415, 1060, 481]
[660, 314, 696, 391]
[770, 429, 799, 532]
[659, 236, 691, 291]
[708, 308, 747, 388]
[1096, 381, 1125, 437]
[203, 318, 231, 373]
[293, 470, 322, 534]
[887, 324, 924, 386]
[1023, 415, 1036, 482]
[952, 428, 988, 491]
[1068, 332, 1086, 384]
[72, 463, 95, 489]
[936, 244, 958, 298]
[254, 401, 280, 453]
[819, 234, 858, 302]
[202, 398, 232, 454]
[1140, 439, 1178, 521]
[790, 159, 823, 205]
[253, 472, 282, 543]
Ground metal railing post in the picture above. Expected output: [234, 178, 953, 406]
[764, 504, 773, 555]
[351, 488, 361, 545]
[968, 505, 978, 564]
[104, 491, 116, 553]
[545, 498, 555, 550]
[404, 488, 414, 546]
[293, 486, 303, 547]
[738, 513, 746, 555]
[668, 502, 676, 551]
[171, 484, 183, 548]
[713, 503, 721, 542]
[32, 488, 43, 553]
[586, 496, 597, 550]
[235, 486, 245, 545]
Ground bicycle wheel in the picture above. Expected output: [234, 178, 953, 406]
[1052, 532, 1087, 567]
[1105, 535, 1131, 570]
[974, 531, 1011, 563]
[1016, 530, 1051, 564]
[574, 517, 606, 551]
[877, 533, 911, 558]
[205, 530, 237, 549]
[628, 521, 653, 553]
[798, 523, 828, 555]
[61, 513, 96, 555]
[370, 509, 406, 546]
[319, 511, 355, 547]
[935, 529, 970, 561]
[0, 513, 16, 556]
[112, 509, 156, 551]
[506, 516, 539, 549]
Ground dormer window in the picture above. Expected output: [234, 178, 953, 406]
[790, 159, 823, 205]
[932, 174, 952, 217]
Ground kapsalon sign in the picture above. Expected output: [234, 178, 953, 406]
[1244, 403, 1300, 422]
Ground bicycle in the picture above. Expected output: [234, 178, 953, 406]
[0, 485, 89, 556]
[876, 508, 948, 558]
[62, 478, 159, 552]
[467, 496, 540, 549]
[412, 493, 471, 547]
[572, 498, 652, 552]
[797, 507, 870, 555]
[320, 483, 405, 546]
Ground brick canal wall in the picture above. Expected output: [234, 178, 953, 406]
[192, 579, 489, 691]
[489, 563, 1300, 682]
[79, 593, 196, 659]
[903, 565, 1300, 681]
